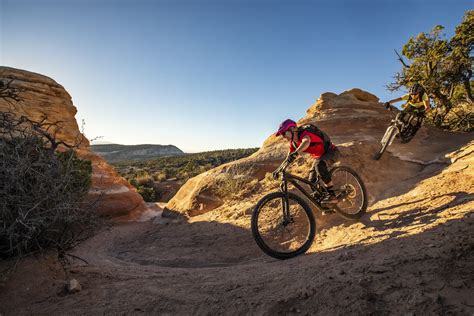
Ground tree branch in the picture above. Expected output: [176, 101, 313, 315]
[394, 49, 410, 68]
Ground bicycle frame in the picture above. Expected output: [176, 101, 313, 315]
[382, 109, 423, 147]
[278, 167, 324, 221]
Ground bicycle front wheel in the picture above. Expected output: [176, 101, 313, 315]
[251, 192, 316, 260]
[374, 125, 396, 160]
[330, 166, 368, 220]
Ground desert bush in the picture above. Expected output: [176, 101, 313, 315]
[136, 185, 156, 202]
[135, 173, 154, 187]
[153, 171, 167, 182]
[214, 174, 256, 200]
[214, 165, 258, 200]
[432, 101, 473, 132]
[0, 112, 96, 259]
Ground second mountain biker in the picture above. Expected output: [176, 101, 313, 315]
[383, 83, 431, 142]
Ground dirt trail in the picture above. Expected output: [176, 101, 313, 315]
[1, 142, 473, 315]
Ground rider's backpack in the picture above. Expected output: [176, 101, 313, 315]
[295, 124, 332, 153]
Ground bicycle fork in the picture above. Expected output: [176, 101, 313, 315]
[381, 123, 398, 147]
[279, 180, 292, 225]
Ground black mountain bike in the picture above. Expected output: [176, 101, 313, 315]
[251, 158, 367, 260]
[374, 107, 425, 160]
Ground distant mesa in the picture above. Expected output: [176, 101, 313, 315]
[91, 144, 184, 162]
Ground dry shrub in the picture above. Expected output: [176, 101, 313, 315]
[214, 164, 259, 200]
[0, 112, 97, 259]
[135, 173, 154, 187]
[441, 102, 474, 132]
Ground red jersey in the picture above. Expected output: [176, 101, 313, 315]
[289, 131, 325, 158]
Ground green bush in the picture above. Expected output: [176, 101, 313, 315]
[137, 185, 156, 202]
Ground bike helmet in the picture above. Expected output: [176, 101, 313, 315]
[275, 119, 297, 136]
[409, 83, 425, 95]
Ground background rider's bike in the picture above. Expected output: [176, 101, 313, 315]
[373, 107, 425, 161]
[251, 157, 367, 260]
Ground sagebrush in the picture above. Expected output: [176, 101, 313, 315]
[0, 112, 97, 259]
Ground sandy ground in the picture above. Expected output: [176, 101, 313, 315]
[1, 143, 473, 315]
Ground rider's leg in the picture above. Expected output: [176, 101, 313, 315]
[401, 108, 424, 143]
[317, 160, 337, 212]
[308, 160, 317, 183]
[398, 107, 412, 125]
[317, 160, 335, 193]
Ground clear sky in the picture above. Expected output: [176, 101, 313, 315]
[1, 0, 471, 152]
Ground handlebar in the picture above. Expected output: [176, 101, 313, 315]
[272, 158, 292, 179]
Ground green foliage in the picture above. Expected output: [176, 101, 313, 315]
[389, 10, 474, 131]
[136, 185, 156, 202]
[115, 148, 259, 202]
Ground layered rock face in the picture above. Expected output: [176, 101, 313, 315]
[0, 67, 147, 219]
[166, 88, 472, 216]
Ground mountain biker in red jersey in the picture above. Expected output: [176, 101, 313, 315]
[274, 119, 339, 204]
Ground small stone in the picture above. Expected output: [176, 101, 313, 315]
[243, 207, 253, 216]
[153, 216, 171, 225]
[67, 279, 82, 293]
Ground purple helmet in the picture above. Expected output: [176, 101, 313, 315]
[275, 119, 297, 136]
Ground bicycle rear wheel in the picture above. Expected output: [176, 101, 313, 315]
[330, 166, 367, 220]
[251, 192, 316, 260]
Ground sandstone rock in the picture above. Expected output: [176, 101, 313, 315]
[165, 88, 472, 217]
[0, 66, 147, 219]
[339, 88, 379, 102]
[166, 89, 391, 216]
[66, 279, 82, 293]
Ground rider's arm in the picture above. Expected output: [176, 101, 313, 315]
[294, 135, 311, 154]
[423, 96, 431, 112]
[386, 97, 403, 104]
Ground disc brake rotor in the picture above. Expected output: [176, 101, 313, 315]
[342, 184, 357, 199]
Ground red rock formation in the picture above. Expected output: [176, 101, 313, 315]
[0, 66, 147, 219]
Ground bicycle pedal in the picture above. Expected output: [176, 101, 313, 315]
[321, 198, 339, 205]
[321, 209, 336, 215]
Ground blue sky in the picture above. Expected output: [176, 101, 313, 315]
[1, 0, 471, 152]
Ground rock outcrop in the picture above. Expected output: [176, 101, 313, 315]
[166, 88, 472, 217]
[0, 67, 147, 219]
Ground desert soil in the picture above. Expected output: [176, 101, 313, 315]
[1, 144, 473, 315]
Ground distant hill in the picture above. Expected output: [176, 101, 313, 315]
[91, 144, 184, 162]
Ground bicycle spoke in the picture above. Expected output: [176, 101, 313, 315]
[332, 169, 365, 215]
